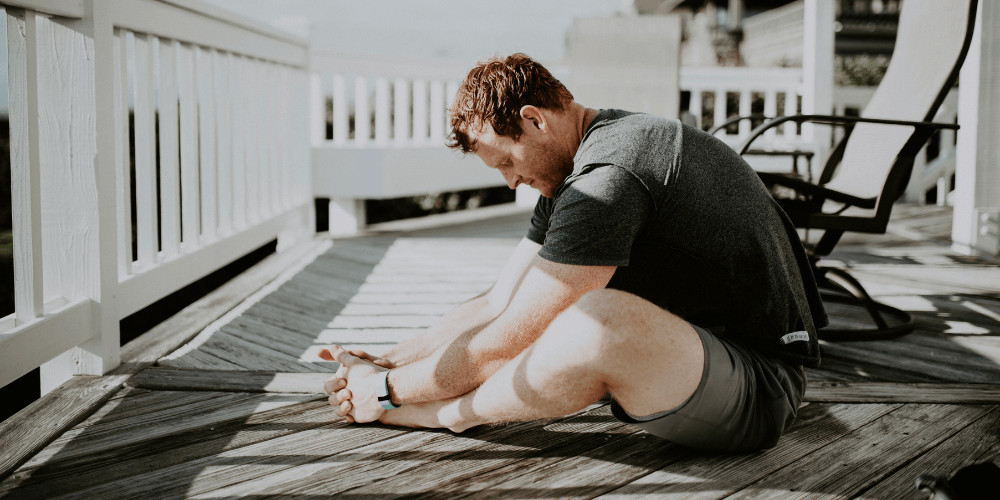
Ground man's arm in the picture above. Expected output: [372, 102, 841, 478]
[385, 255, 615, 402]
[375, 237, 544, 367]
[326, 255, 615, 423]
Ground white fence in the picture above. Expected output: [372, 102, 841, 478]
[0, 0, 313, 392]
[308, 52, 501, 233]
[309, 59, 957, 233]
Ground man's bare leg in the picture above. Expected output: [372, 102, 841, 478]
[376, 288, 705, 431]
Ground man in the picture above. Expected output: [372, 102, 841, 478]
[320, 53, 826, 452]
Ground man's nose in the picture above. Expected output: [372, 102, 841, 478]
[503, 173, 520, 190]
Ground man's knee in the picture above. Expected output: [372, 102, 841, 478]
[547, 288, 690, 352]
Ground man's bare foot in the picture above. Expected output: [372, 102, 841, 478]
[378, 400, 473, 433]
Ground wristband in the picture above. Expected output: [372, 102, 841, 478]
[376, 370, 401, 410]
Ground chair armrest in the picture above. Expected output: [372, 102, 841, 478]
[758, 171, 876, 208]
[737, 114, 960, 154]
[707, 114, 771, 135]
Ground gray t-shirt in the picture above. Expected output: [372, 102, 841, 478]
[526, 110, 826, 367]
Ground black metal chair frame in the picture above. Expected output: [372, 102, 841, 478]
[711, 0, 978, 341]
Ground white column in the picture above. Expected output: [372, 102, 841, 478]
[802, 0, 834, 174]
[952, 1, 1000, 256]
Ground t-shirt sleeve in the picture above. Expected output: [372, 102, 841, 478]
[525, 195, 553, 245]
[537, 165, 652, 266]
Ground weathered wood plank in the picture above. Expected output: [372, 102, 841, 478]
[860, 405, 1000, 500]
[117, 239, 330, 367]
[726, 404, 992, 499]
[20, 391, 309, 468]
[818, 341, 999, 383]
[63, 420, 407, 498]
[804, 382, 1000, 403]
[163, 329, 333, 372]
[128, 368, 330, 393]
[597, 403, 900, 499]
[0, 240, 328, 480]
[0, 375, 128, 481]
[0, 397, 333, 498]
[193, 404, 622, 498]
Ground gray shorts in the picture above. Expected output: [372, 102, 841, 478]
[610, 324, 805, 452]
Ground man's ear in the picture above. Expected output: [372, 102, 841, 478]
[519, 105, 546, 133]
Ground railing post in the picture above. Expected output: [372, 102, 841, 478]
[953, 0, 1000, 256]
[7, 8, 45, 323]
[802, 0, 834, 172]
[40, 0, 122, 392]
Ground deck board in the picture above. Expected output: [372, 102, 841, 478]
[2, 204, 999, 498]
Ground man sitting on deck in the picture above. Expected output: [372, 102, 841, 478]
[321, 53, 827, 452]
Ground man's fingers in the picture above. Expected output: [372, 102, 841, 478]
[336, 388, 352, 403]
[323, 377, 346, 394]
[323, 345, 359, 366]
[339, 399, 353, 416]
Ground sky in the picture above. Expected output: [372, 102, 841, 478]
[203, 0, 633, 64]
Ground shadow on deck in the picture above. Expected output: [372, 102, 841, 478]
[1, 204, 999, 498]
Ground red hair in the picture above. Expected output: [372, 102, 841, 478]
[448, 53, 573, 153]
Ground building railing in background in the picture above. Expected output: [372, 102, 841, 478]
[308, 52, 503, 234]
[0, 0, 313, 393]
[309, 58, 957, 234]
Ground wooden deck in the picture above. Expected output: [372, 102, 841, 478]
[2, 204, 999, 499]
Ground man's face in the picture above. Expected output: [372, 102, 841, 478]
[467, 121, 574, 199]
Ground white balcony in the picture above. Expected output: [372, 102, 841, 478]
[0, 0, 998, 496]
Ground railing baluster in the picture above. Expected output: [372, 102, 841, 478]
[197, 46, 218, 241]
[158, 38, 181, 258]
[764, 89, 778, 141]
[412, 79, 428, 144]
[738, 88, 752, 137]
[245, 57, 260, 223]
[230, 55, 247, 230]
[267, 63, 281, 214]
[278, 65, 292, 208]
[688, 88, 702, 130]
[394, 77, 410, 144]
[783, 89, 797, 138]
[332, 74, 348, 145]
[7, 8, 45, 321]
[253, 60, 269, 219]
[430, 80, 445, 141]
[713, 89, 726, 135]
[133, 33, 159, 269]
[446, 80, 459, 135]
[214, 50, 233, 235]
[355, 76, 371, 145]
[375, 77, 390, 146]
[113, 29, 132, 278]
[177, 42, 200, 249]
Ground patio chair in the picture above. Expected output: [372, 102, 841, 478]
[729, 0, 978, 340]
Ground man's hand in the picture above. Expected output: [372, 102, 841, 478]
[319, 345, 391, 424]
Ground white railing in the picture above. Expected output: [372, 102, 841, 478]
[1, 0, 313, 392]
[309, 52, 504, 234]
[681, 66, 806, 145]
